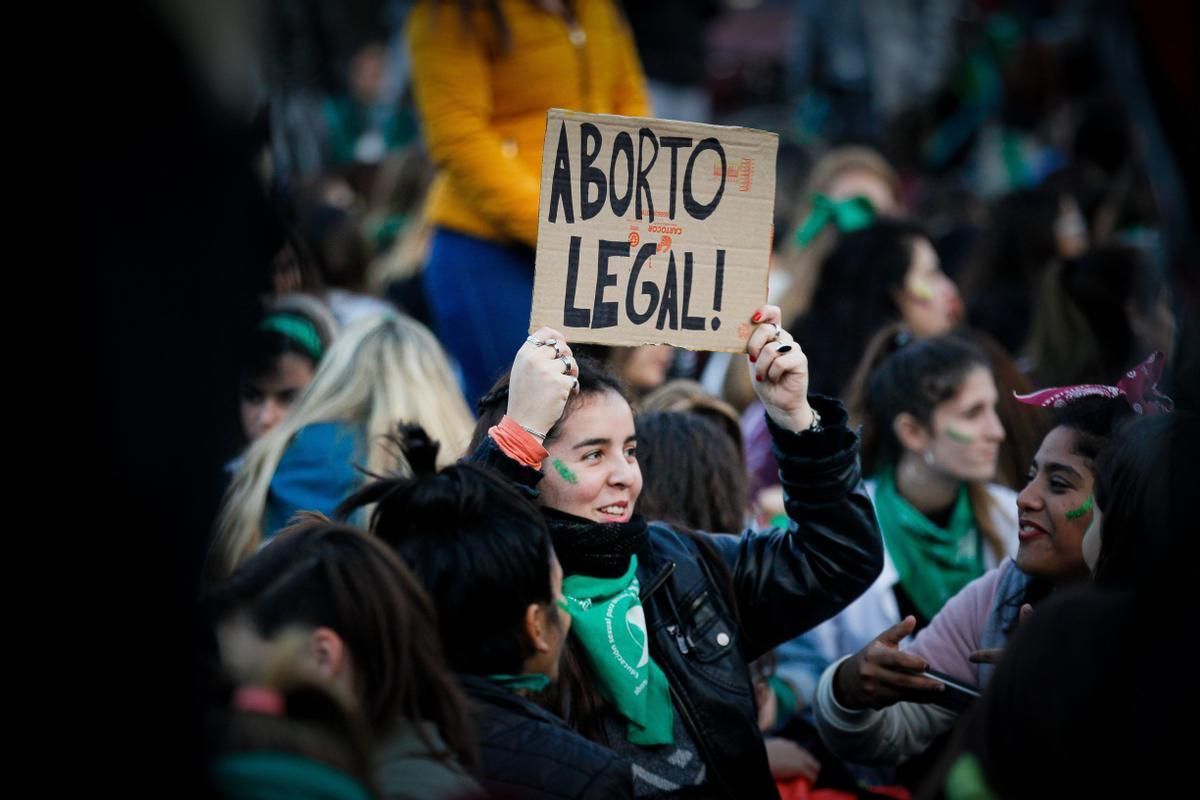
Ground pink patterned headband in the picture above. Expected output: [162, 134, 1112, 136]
[1014, 352, 1173, 416]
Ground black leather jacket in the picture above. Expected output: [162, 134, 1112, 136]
[472, 395, 883, 799]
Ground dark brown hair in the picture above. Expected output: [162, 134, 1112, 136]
[469, 354, 630, 452]
[846, 325, 1006, 561]
[635, 410, 748, 534]
[206, 516, 478, 770]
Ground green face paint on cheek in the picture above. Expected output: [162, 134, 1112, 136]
[1065, 495, 1094, 520]
[909, 278, 936, 302]
[551, 458, 579, 485]
[945, 427, 975, 445]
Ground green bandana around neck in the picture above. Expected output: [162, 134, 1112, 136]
[873, 464, 985, 621]
[561, 555, 675, 745]
[793, 193, 876, 247]
[487, 673, 552, 693]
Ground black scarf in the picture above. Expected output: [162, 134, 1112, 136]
[541, 508, 649, 578]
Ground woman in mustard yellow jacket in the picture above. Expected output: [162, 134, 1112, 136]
[408, 0, 650, 404]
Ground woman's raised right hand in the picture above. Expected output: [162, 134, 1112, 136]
[506, 327, 579, 438]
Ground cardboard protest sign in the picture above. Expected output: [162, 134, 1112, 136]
[531, 109, 778, 351]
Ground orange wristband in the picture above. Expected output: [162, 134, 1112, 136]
[489, 415, 549, 469]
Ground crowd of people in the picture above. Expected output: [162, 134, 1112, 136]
[87, 1, 1196, 798]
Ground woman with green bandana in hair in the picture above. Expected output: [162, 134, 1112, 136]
[743, 220, 966, 529]
[777, 145, 902, 328]
[812, 353, 1169, 770]
[469, 303, 883, 799]
[720, 146, 901, 415]
[235, 294, 339, 446]
[211, 313, 474, 582]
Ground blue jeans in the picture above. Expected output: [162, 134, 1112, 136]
[423, 228, 535, 408]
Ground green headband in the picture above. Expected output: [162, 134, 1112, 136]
[260, 313, 324, 362]
[212, 752, 372, 800]
[793, 193, 876, 247]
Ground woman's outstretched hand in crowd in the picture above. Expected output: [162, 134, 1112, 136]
[832, 617, 947, 710]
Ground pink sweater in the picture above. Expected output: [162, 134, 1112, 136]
[906, 558, 1012, 686]
[812, 559, 1017, 765]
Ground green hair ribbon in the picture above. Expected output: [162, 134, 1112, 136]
[793, 193, 876, 247]
[260, 313, 324, 362]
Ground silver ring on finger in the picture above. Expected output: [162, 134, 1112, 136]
[560, 355, 572, 375]
[525, 335, 545, 347]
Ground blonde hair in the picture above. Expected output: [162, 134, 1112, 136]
[801, 146, 899, 204]
[211, 313, 473, 580]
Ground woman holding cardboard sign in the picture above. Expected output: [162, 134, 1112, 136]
[469, 303, 883, 798]
[407, 0, 650, 405]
